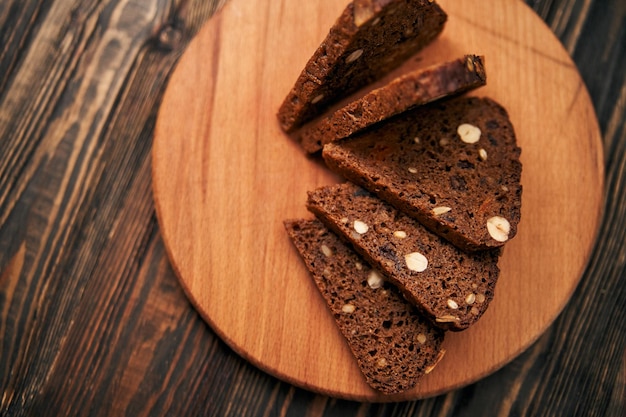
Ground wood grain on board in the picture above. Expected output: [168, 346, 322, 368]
[152, 0, 603, 401]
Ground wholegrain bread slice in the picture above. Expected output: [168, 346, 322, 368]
[277, 0, 447, 133]
[299, 55, 486, 153]
[284, 218, 445, 394]
[307, 182, 501, 331]
[322, 96, 522, 252]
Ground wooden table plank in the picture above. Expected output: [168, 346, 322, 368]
[0, 0, 624, 415]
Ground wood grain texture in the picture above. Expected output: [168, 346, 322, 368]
[0, 0, 624, 415]
[152, 0, 603, 401]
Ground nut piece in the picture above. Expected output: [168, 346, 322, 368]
[342, 304, 356, 313]
[376, 358, 388, 368]
[367, 270, 384, 289]
[353, 0, 376, 26]
[465, 293, 476, 305]
[355, 262, 363, 271]
[432, 206, 452, 216]
[476, 293, 486, 304]
[424, 349, 446, 374]
[447, 299, 459, 309]
[346, 49, 364, 63]
[353, 220, 369, 234]
[393, 230, 407, 239]
[457, 123, 481, 144]
[311, 93, 324, 104]
[405, 252, 428, 272]
[320, 244, 333, 257]
[487, 216, 511, 242]
[416, 333, 427, 344]
[435, 315, 459, 323]
[350, 231, 363, 240]
[408, 167, 418, 174]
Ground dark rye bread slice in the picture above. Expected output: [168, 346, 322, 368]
[322, 96, 522, 252]
[299, 55, 486, 154]
[277, 0, 447, 132]
[284, 219, 445, 394]
[307, 182, 501, 331]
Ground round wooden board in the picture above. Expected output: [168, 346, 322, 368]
[152, 0, 604, 401]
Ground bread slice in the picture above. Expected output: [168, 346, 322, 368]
[307, 182, 501, 331]
[284, 218, 445, 394]
[277, 0, 447, 133]
[322, 96, 522, 252]
[299, 55, 486, 153]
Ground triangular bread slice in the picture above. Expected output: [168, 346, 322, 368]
[284, 218, 445, 394]
[307, 182, 501, 331]
[277, 0, 447, 132]
[299, 55, 487, 153]
[322, 96, 522, 252]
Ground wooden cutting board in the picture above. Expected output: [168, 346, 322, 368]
[152, 0, 604, 401]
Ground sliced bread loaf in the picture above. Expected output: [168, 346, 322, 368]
[322, 96, 522, 252]
[284, 218, 445, 394]
[277, 0, 447, 133]
[307, 182, 501, 331]
[299, 55, 486, 153]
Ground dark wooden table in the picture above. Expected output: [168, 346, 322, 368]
[1, 1, 624, 416]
